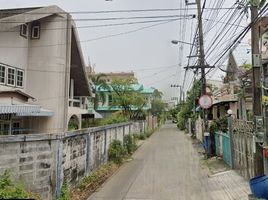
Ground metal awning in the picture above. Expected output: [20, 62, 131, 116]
[0, 104, 53, 117]
[93, 110, 103, 119]
[17, 108, 54, 117]
[212, 99, 238, 105]
[88, 109, 103, 119]
[0, 104, 40, 114]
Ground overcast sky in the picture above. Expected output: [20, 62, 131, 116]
[0, 0, 252, 103]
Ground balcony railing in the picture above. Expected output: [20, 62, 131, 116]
[69, 96, 89, 109]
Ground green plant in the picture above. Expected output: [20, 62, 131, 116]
[123, 135, 137, 155]
[210, 117, 228, 133]
[138, 134, 146, 140]
[263, 95, 268, 106]
[0, 170, 38, 199]
[108, 140, 126, 164]
[145, 129, 154, 138]
[72, 162, 118, 200]
[57, 180, 71, 200]
[209, 120, 218, 134]
[100, 112, 129, 126]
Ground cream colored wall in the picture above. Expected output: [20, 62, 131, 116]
[26, 15, 70, 133]
[0, 15, 90, 134]
[229, 102, 237, 118]
[0, 26, 29, 92]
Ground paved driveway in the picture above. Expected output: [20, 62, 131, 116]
[88, 122, 250, 200]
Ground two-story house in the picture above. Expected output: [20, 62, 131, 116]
[0, 6, 93, 134]
[96, 83, 155, 118]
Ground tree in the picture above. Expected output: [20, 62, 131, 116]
[90, 73, 110, 110]
[151, 89, 166, 120]
[110, 78, 146, 120]
[152, 89, 163, 99]
[176, 80, 201, 130]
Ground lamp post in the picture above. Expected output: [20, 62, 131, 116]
[171, 40, 196, 46]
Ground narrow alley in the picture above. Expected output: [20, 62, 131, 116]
[89, 122, 251, 200]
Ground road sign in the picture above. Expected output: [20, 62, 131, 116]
[199, 95, 212, 109]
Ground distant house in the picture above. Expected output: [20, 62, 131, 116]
[96, 84, 155, 118]
[94, 72, 137, 84]
[0, 6, 93, 134]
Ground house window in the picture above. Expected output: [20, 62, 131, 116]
[16, 69, 24, 87]
[108, 94, 113, 103]
[20, 24, 28, 38]
[7, 67, 15, 86]
[31, 22, 40, 39]
[0, 65, 5, 84]
[12, 122, 20, 134]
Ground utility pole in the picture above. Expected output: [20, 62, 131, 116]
[251, 0, 264, 176]
[195, 0, 210, 139]
[185, 0, 214, 147]
[196, 0, 206, 97]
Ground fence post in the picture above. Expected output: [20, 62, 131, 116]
[55, 137, 63, 198]
[86, 132, 91, 173]
[104, 129, 108, 163]
[228, 115, 235, 169]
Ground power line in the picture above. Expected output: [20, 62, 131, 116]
[0, 14, 195, 23]
[205, 3, 268, 77]
[0, 18, 192, 32]
[0, 18, 182, 48]
[0, 7, 241, 15]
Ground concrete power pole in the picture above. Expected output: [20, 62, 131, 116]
[251, 1, 264, 176]
[196, 0, 206, 97]
[195, 0, 210, 137]
[186, 0, 214, 144]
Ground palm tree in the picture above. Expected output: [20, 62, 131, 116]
[90, 73, 110, 110]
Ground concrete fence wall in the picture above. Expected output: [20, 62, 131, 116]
[0, 122, 138, 200]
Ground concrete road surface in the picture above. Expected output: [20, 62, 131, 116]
[88, 122, 250, 200]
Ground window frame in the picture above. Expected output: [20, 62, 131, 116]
[0, 65, 6, 85]
[20, 24, 28, 38]
[31, 22, 40, 39]
[16, 69, 24, 88]
[6, 67, 15, 87]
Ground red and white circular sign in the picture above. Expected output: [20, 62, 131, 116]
[199, 95, 212, 109]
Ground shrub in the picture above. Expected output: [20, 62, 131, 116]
[101, 112, 128, 125]
[123, 135, 137, 155]
[145, 129, 154, 138]
[210, 117, 228, 133]
[0, 170, 38, 199]
[57, 180, 70, 200]
[108, 140, 126, 164]
[138, 134, 146, 140]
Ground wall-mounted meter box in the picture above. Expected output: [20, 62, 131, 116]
[254, 116, 264, 143]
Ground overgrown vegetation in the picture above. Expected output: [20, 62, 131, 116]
[108, 140, 127, 164]
[0, 170, 39, 199]
[71, 162, 119, 200]
[123, 135, 137, 155]
[57, 180, 71, 200]
[81, 111, 129, 128]
[100, 111, 128, 126]
[209, 117, 228, 133]
[145, 129, 154, 138]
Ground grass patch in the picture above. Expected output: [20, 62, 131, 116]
[0, 170, 40, 200]
[71, 162, 119, 200]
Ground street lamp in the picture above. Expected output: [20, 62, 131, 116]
[171, 40, 196, 46]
